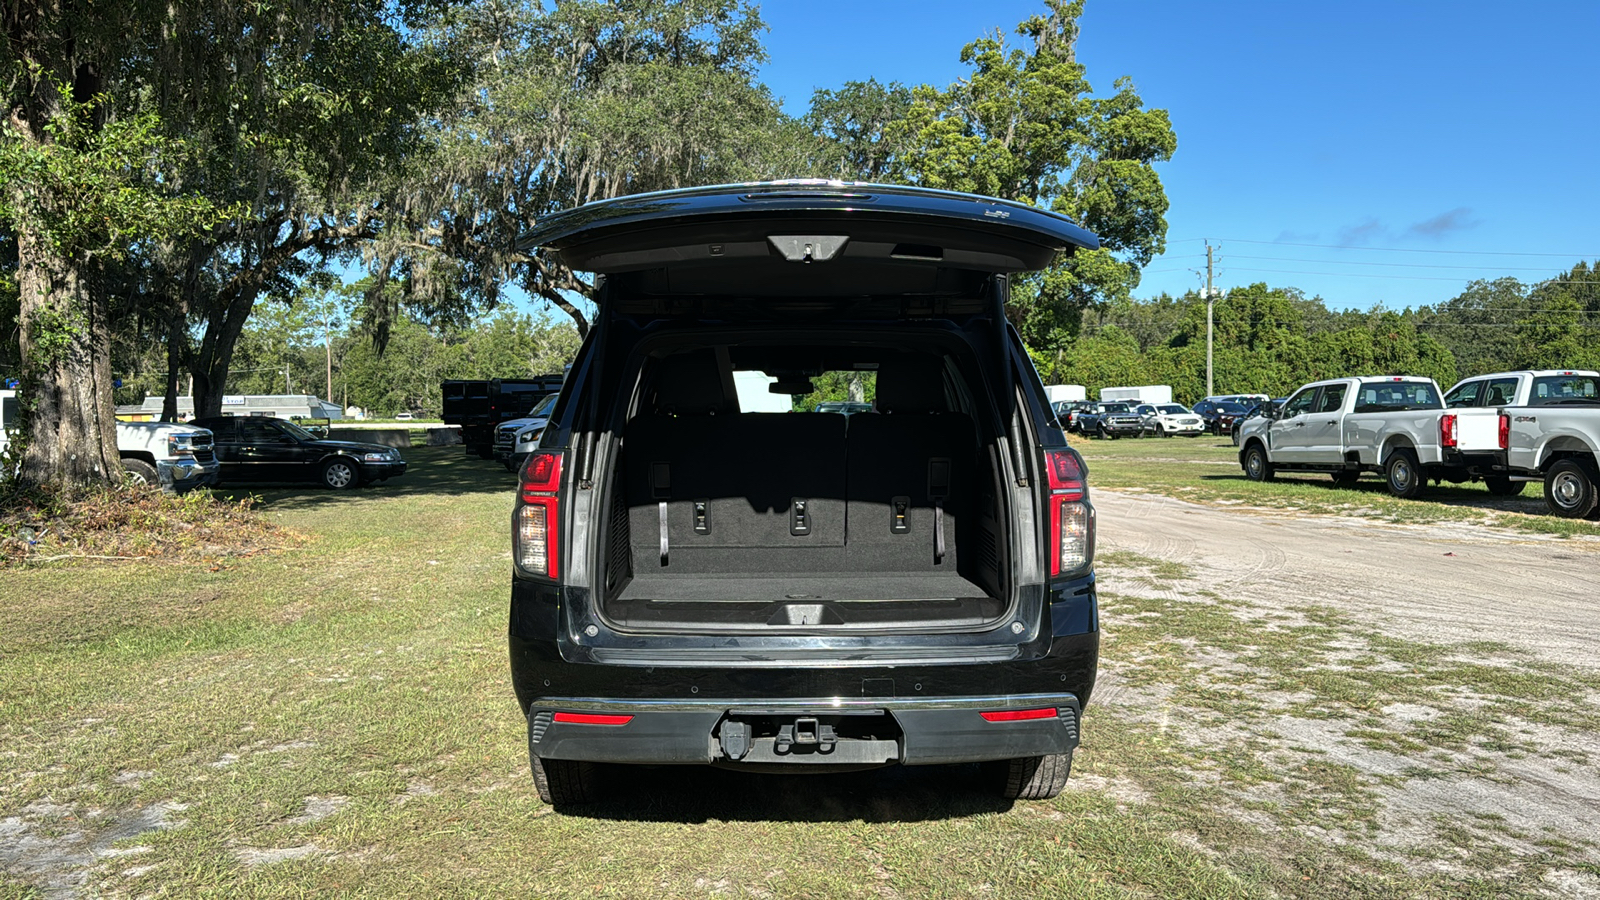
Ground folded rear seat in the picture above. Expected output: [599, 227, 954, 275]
[845, 355, 977, 572]
[623, 353, 846, 575]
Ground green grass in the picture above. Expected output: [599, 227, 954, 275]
[0, 445, 1592, 897]
[1072, 432, 1600, 538]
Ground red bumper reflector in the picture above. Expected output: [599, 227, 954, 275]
[552, 712, 633, 726]
[980, 707, 1058, 722]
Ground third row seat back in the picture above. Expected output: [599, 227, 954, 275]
[846, 354, 977, 572]
[623, 351, 846, 575]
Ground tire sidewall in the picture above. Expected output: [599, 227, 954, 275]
[1544, 460, 1597, 517]
[1385, 449, 1423, 498]
[322, 458, 358, 489]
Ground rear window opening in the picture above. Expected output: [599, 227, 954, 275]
[594, 337, 1014, 635]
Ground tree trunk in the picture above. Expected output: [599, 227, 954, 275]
[13, 230, 121, 488]
[162, 309, 186, 422]
[189, 284, 261, 418]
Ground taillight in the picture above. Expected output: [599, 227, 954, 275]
[1440, 414, 1457, 448]
[517, 451, 563, 577]
[980, 707, 1058, 722]
[1044, 450, 1094, 577]
[1498, 413, 1510, 450]
[552, 712, 632, 725]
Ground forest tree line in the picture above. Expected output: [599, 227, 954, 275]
[1039, 261, 1600, 404]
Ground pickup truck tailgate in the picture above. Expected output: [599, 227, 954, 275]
[1453, 410, 1502, 452]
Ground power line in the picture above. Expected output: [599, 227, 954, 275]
[1223, 255, 1573, 273]
[1226, 267, 1600, 284]
[1168, 237, 1598, 258]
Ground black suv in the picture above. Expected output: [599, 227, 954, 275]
[509, 183, 1100, 806]
[192, 415, 407, 488]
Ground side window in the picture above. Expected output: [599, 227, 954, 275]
[1482, 378, 1518, 407]
[1444, 380, 1482, 408]
[1280, 389, 1317, 419]
[239, 420, 279, 443]
[1317, 385, 1347, 413]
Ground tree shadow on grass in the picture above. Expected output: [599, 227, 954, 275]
[210, 446, 518, 512]
[560, 762, 1015, 823]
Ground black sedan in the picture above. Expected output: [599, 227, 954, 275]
[192, 416, 408, 489]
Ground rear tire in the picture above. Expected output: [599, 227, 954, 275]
[1243, 444, 1274, 482]
[121, 458, 159, 486]
[1384, 448, 1425, 499]
[1543, 459, 1597, 518]
[1484, 476, 1524, 497]
[992, 752, 1072, 800]
[530, 755, 604, 807]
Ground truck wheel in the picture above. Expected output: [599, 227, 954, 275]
[1243, 444, 1274, 482]
[321, 458, 359, 489]
[1332, 470, 1360, 489]
[991, 752, 1072, 800]
[1484, 476, 1524, 497]
[1543, 459, 1597, 518]
[122, 458, 159, 486]
[1384, 448, 1426, 499]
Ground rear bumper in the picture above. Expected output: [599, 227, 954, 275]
[508, 574, 1099, 766]
[527, 694, 1082, 766]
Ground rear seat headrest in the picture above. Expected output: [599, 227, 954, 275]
[652, 351, 727, 415]
[875, 355, 948, 414]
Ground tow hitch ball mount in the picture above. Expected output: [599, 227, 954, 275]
[717, 716, 838, 760]
[776, 717, 836, 754]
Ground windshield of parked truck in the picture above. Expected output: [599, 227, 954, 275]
[1353, 382, 1442, 413]
[1100, 403, 1132, 413]
[1529, 374, 1600, 405]
[1157, 404, 1188, 415]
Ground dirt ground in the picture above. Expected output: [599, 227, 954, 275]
[1094, 488, 1600, 668]
[1091, 488, 1600, 893]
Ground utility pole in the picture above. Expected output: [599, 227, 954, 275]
[323, 319, 333, 402]
[1205, 242, 1216, 398]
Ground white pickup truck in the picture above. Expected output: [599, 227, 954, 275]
[1237, 376, 1448, 498]
[1440, 370, 1600, 518]
[116, 421, 222, 491]
[1, 392, 219, 492]
[1436, 370, 1600, 500]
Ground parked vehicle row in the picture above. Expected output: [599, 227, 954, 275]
[1235, 370, 1600, 519]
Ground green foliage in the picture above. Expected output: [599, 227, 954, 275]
[793, 371, 876, 412]
[390, 0, 809, 334]
[1054, 284, 1471, 403]
[0, 83, 230, 263]
[847, 0, 1175, 350]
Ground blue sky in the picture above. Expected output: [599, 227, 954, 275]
[756, 0, 1600, 311]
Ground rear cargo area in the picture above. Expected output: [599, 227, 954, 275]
[598, 344, 1011, 633]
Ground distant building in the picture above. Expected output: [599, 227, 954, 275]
[117, 394, 344, 422]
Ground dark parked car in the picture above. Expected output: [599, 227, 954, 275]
[1230, 397, 1286, 445]
[1076, 402, 1142, 438]
[815, 400, 873, 415]
[508, 182, 1101, 807]
[1053, 400, 1096, 434]
[192, 416, 407, 489]
[1192, 399, 1251, 435]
